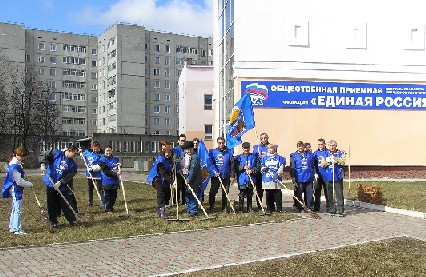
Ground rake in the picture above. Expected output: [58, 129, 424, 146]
[277, 179, 321, 219]
[117, 165, 139, 219]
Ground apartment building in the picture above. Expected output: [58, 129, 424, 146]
[0, 21, 213, 140]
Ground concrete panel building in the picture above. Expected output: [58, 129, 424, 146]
[213, 0, 426, 165]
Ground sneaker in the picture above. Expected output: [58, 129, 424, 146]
[14, 231, 27, 235]
[337, 213, 345, 217]
[9, 229, 16, 233]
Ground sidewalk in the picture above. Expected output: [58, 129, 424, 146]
[2, 172, 423, 276]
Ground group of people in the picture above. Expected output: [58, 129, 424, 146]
[1, 142, 122, 234]
[2, 134, 346, 234]
[147, 133, 346, 219]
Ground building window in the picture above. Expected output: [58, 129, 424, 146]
[50, 43, 56, 51]
[165, 57, 170, 65]
[50, 56, 56, 64]
[164, 81, 170, 89]
[145, 43, 148, 50]
[165, 94, 171, 101]
[38, 43, 45, 50]
[38, 56, 45, 63]
[153, 68, 160, 76]
[91, 48, 97, 55]
[154, 93, 161, 101]
[38, 68, 45, 75]
[165, 45, 170, 53]
[154, 80, 160, 88]
[155, 56, 160, 64]
[205, 124, 213, 140]
[165, 106, 171, 113]
[155, 44, 160, 52]
[25, 55, 31, 62]
[204, 94, 213, 110]
[91, 84, 98, 90]
[91, 60, 97, 67]
[165, 118, 170, 125]
[153, 130, 160, 135]
[50, 68, 56, 76]
[154, 105, 160, 113]
[153, 118, 160, 125]
[49, 81, 56, 89]
[165, 69, 171, 77]
[191, 48, 198, 54]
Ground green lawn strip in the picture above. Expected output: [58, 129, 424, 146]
[0, 175, 296, 248]
[344, 181, 426, 212]
[180, 237, 426, 277]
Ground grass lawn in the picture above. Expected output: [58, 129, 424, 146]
[179, 237, 426, 276]
[344, 181, 426, 212]
[0, 174, 296, 248]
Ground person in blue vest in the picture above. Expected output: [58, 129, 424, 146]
[261, 144, 286, 213]
[253, 133, 275, 209]
[40, 145, 79, 227]
[208, 136, 233, 213]
[147, 145, 174, 217]
[290, 141, 315, 212]
[83, 140, 103, 207]
[99, 146, 121, 213]
[234, 142, 259, 213]
[312, 138, 329, 212]
[173, 134, 186, 205]
[2, 147, 33, 235]
[178, 140, 201, 216]
[321, 140, 346, 216]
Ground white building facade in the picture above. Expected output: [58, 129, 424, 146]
[214, 0, 426, 165]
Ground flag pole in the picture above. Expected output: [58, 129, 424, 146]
[347, 141, 351, 199]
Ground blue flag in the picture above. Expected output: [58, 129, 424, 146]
[146, 155, 163, 184]
[197, 139, 218, 200]
[226, 93, 255, 149]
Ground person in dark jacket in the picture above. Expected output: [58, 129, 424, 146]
[178, 141, 201, 216]
[99, 146, 122, 213]
[40, 145, 79, 227]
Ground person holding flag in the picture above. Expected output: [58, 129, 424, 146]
[234, 142, 259, 213]
[208, 137, 233, 213]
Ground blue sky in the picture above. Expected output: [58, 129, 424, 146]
[0, 0, 213, 37]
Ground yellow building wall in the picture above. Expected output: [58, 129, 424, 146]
[234, 78, 426, 166]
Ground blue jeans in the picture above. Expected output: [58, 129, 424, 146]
[296, 181, 314, 210]
[185, 187, 199, 215]
[9, 194, 23, 232]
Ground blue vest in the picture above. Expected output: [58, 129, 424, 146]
[254, 144, 279, 159]
[322, 150, 345, 182]
[209, 147, 233, 179]
[84, 149, 102, 179]
[291, 151, 314, 183]
[43, 149, 77, 191]
[261, 154, 286, 183]
[100, 155, 120, 187]
[2, 163, 25, 200]
[173, 146, 185, 170]
[313, 149, 328, 179]
[147, 154, 174, 184]
[235, 153, 257, 189]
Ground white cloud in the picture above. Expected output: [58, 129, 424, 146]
[73, 0, 213, 37]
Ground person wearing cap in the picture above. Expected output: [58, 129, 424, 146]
[40, 145, 79, 227]
[173, 134, 187, 205]
[260, 144, 286, 213]
[208, 136, 234, 213]
[178, 141, 201, 216]
[234, 142, 259, 213]
[83, 141, 103, 207]
[2, 147, 33, 235]
[253, 133, 277, 210]
[290, 141, 315, 212]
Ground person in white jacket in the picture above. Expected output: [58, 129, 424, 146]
[1, 147, 33, 235]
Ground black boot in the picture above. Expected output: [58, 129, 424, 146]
[208, 194, 215, 213]
[239, 195, 245, 213]
[247, 196, 253, 213]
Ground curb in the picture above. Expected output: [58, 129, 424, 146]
[344, 199, 426, 220]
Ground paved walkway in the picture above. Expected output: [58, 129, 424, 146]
[1, 172, 425, 277]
